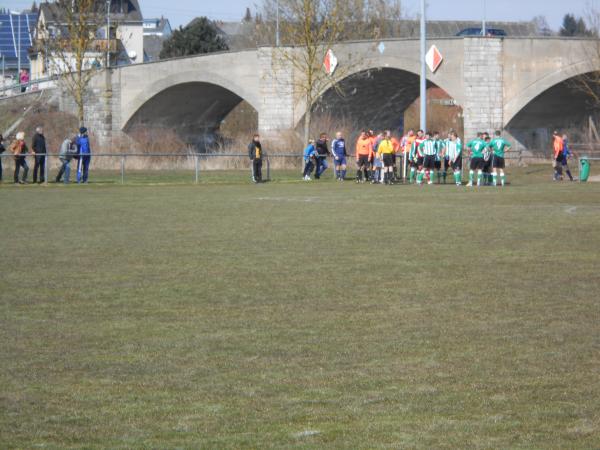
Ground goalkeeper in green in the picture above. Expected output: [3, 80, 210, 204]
[490, 130, 511, 186]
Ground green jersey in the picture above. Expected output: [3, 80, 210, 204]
[434, 139, 443, 160]
[445, 140, 462, 161]
[467, 138, 487, 159]
[419, 139, 437, 156]
[490, 138, 511, 158]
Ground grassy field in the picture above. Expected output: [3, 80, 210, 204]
[1, 167, 600, 449]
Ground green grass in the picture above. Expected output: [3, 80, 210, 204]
[1, 167, 600, 449]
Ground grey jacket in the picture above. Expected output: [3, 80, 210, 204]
[59, 139, 76, 162]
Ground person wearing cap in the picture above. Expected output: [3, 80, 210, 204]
[10, 132, 29, 184]
[76, 127, 92, 183]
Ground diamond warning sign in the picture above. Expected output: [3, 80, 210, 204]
[426, 45, 443, 73]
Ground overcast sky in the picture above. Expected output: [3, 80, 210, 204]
[2, 0, 594, 30]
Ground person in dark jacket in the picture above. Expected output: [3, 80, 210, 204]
[32, 126, 47, 184]
[76, 127, 92, 183]
[314, 133, 329, 179]
[0, 134, 5, 182]
[248, 134, 263, 183]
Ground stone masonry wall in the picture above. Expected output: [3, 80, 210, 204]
[462, 38, 504, 141]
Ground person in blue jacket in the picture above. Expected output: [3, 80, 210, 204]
[561, 133, 575, 182]
[331, 131, 348, 181]
[302, 139, 316, 181]
[76, 127, 92, 184]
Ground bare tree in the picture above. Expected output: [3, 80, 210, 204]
[37, 0, 107, 125]
[255, 0, 403, 144]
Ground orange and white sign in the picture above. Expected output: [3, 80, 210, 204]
[426, 45, 443, 73]
[323, 49, 338, 75]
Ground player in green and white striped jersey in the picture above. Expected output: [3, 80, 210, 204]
[433, 131, 443, 184]
[442, 131, 463, 185]
[490, 130, 511, 186]
[418, 132, 438, 185]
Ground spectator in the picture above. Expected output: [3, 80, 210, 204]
[248, 133, 263, 183]
[19, 69, 29, 93]
[56, 136, 77, 184]
[32, 126, 47, 184]
[302, 139, 317, 181]
[76, 127, 92, 183]
[0, 134, 5, 182]
[314, 133, 329, 179]
[10, 132, 29, 184]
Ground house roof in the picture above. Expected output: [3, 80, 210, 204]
[38, 0, 143, 24]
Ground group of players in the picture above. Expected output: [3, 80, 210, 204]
[303, 129, 511, 186]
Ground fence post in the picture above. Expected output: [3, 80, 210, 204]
[266, 156, 271, 181]
[44, 153, 49, 185]
[121, 156, 125, 185]
[195, 154, 199, 184]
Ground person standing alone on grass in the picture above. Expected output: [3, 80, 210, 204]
[56, 136, 77, 184]
[331, 131, 348, 181]
[0, 134, 5, 182]
[11, 132, 29, 184]
[314, 133, 329, 179]
[32, 126, 47, 184]
[552, 131, 565, 181]
[248, 134, 263, 183]
[302, 139, 316, 181]
[561, 133, 575, 181]
[490, 130, 511, 186]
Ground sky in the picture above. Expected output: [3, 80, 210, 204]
[1, 0, 594, 30]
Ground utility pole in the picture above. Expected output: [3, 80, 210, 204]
[17, 11, 21, 77]
[106, 0, 111, 67]
[419, 0, 427, 131]
[275, 0, 280, 47]
[482, 0, 487, 36]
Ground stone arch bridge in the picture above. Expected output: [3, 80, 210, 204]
[67, 37, 600, 151]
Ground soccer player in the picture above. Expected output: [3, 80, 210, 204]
[371, 131, 384, 183]
[391, 133, 402, 182]
[331, 131, 348, 181]
[490, 130, 512, 186]
[355, 130, 373, 183]
[401, 129, 416, 181]
[466, 132, 487, 187]
[418, 132, 437, 185]
[442, 131, 463, 185]
[377, 131, 396, 185]
[482, 133, 493, 186]
[552, 130, 565, 181]
[433, 131, 443, 183]
[409, 129, 425, 183]
[302, 139, 317, 181]
[561, 133, 575, 181]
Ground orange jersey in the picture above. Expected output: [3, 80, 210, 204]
[356, 137, 374, 159]
[404, 135, 416, 154]
[553, 136, 564, 158]
[391, 137, 401, 154]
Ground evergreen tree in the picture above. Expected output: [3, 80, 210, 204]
[560, 13, 594, 36]
[160, 17, 228, 59]
[243, 7, 252, 22]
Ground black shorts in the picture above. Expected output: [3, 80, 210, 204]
[451, 156, 462, 170]
[483, 158, 492, 172]
[492, 156, 505, 169]
[444, 158, 452, 170]
[382, 154, 394, 167]
[416, 156, 424, 168]
[434, 160, 442, 170]
[424, 155, 436, 170]
[470, 157, 485, 171]
[357, 155, 369, 167]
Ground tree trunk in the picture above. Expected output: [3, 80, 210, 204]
[303, 108, 312, 146]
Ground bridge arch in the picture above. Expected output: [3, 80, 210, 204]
[121, 65, 261, 146]
[504, 58, 600, 127]
[293, 53, 463, 131]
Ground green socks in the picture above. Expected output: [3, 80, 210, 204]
[416, 170, 424, 184]
[409, 167, 416, 183]
[477, 171, 483, 186]
[454, 171, 461, 185]
[469, 170, 474, 184]
[493, 173, 497, 186]
[501, 174, 506, 186]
